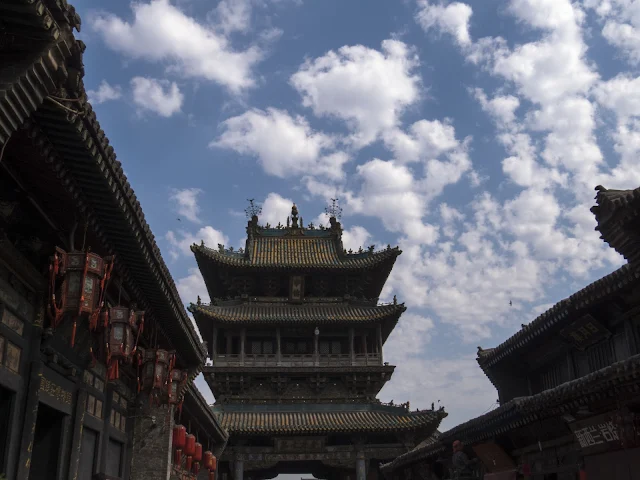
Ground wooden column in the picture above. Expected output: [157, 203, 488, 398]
[377, 324, 383, 358]
[240, 328, 246, 365]
[67, 387, 87, 480]
[362, 333, 368, 365]
[314, 328, 319, 366]
[16, 360, 43, 480]
[212, 326, 218, 360]
[349, 328, 355, 365]
[276, 328, 282, 365]
[226, 332, 232, 356]
[235, 456, 244, 480]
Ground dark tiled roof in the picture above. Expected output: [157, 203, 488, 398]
[380, 431, 444, 471]
[477, 264, 639, 369]
[214, 404, 446, 435]
[591, 185, 640, 265]
[383, 352, 640, 472]
[0, 2, 207, 365]
[190, 302, 406, 324]
[183, 384, 228, 445]
[191, 240, 401, 270]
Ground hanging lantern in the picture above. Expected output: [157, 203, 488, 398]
[107, 307, 144, 381]
[193, 442, 202, 473]
[169, 368, 188, 405]
[184, 434, 196, 471]
[173, 424, 187, 465]
[48, 247, 114, 346]
[204, 451, 217, 480]
[139, 348, 175, 405]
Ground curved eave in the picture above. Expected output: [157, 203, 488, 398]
[191, 243, 402, 270]
[215, 409, 446, 436]
[476, 264, 640, 371]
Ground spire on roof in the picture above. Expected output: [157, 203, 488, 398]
[245, 198, 262, 221]
[291, 203, 299, 228]
[325, 198, 343, 220]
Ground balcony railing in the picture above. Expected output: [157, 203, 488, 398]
[212, 353, 382, 367]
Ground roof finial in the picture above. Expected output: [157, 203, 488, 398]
[325, 198, 343, 220]
[291, 203, 299, 228]
[245, 198, 262, 220]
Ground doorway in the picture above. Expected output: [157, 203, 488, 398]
[0, 385, 14, 476]
[29, 402, 65, 480]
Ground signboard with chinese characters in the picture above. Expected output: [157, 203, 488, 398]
[569, 412, 621, 455]
[560, 314, 610, 351]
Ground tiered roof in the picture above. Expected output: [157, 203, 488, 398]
[190, 300, 405, 346]
[192, 208, 401, 299]
[213, 403, 446, 436]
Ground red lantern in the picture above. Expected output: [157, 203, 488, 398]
[173, 425, 186, 465]
[194, 443, 202, 473]
[203, 451, 214, 471]
[48, 247, 114, 346]
[185, 434, 196, 471]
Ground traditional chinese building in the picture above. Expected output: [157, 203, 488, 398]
[0, 2, 227, 479]
[190, 204, 447, 480]
[380, 186, 640, 480]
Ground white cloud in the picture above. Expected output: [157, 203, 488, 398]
[213, 0, 252, 35]
[166, 226, 229, 260]
[260, 192, 295, 226]
[175, 267, 210, 304]
[594, 74, 640, 121]
[383, 119, 459, 164]
[415, 0, 473, 47]
[169, 188, 203, 224]
[87, 80, 122, 104]
[91, 0, 264, 93]
[131, 77, 183, 117]
[290, 40, 421, 147]
[211, 108, 349, 179]
[341, 226, 372, 252]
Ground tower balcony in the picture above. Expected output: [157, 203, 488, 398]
[213, 352, 382, 367]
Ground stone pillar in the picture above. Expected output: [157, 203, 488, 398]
[130, 397, 175, 480]
[235, 456, 244, 480]
[240, 328, 246, 365]
[356, 451, 367, 480]
[349, 327, 355, 365]
[276, 327, 281, 365]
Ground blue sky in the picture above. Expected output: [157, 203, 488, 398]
[73, 0, 640, 432]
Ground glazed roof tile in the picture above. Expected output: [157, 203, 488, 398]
[214, 405, 446, 435]
[190, 302, 406, 324]
[191, 239, 401, 270]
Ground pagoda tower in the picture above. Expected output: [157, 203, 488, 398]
[190, 204, 445, 480]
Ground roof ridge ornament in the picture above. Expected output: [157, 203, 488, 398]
[325, 198, 343, 220]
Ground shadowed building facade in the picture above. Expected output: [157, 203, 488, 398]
[190, 205, 446, 480]
[0, 2, 227, 479]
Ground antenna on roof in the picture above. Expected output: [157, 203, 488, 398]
[245, 198, 262, 219]
[325, 198, 343, 220]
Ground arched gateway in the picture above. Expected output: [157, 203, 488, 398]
[189, 204, 446, 480]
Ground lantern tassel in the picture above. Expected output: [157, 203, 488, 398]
[70, 318, 77, 347]
[175, 449, 182, 466]
[187, 456, 192, 472]
[108, 359, 119, 381]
